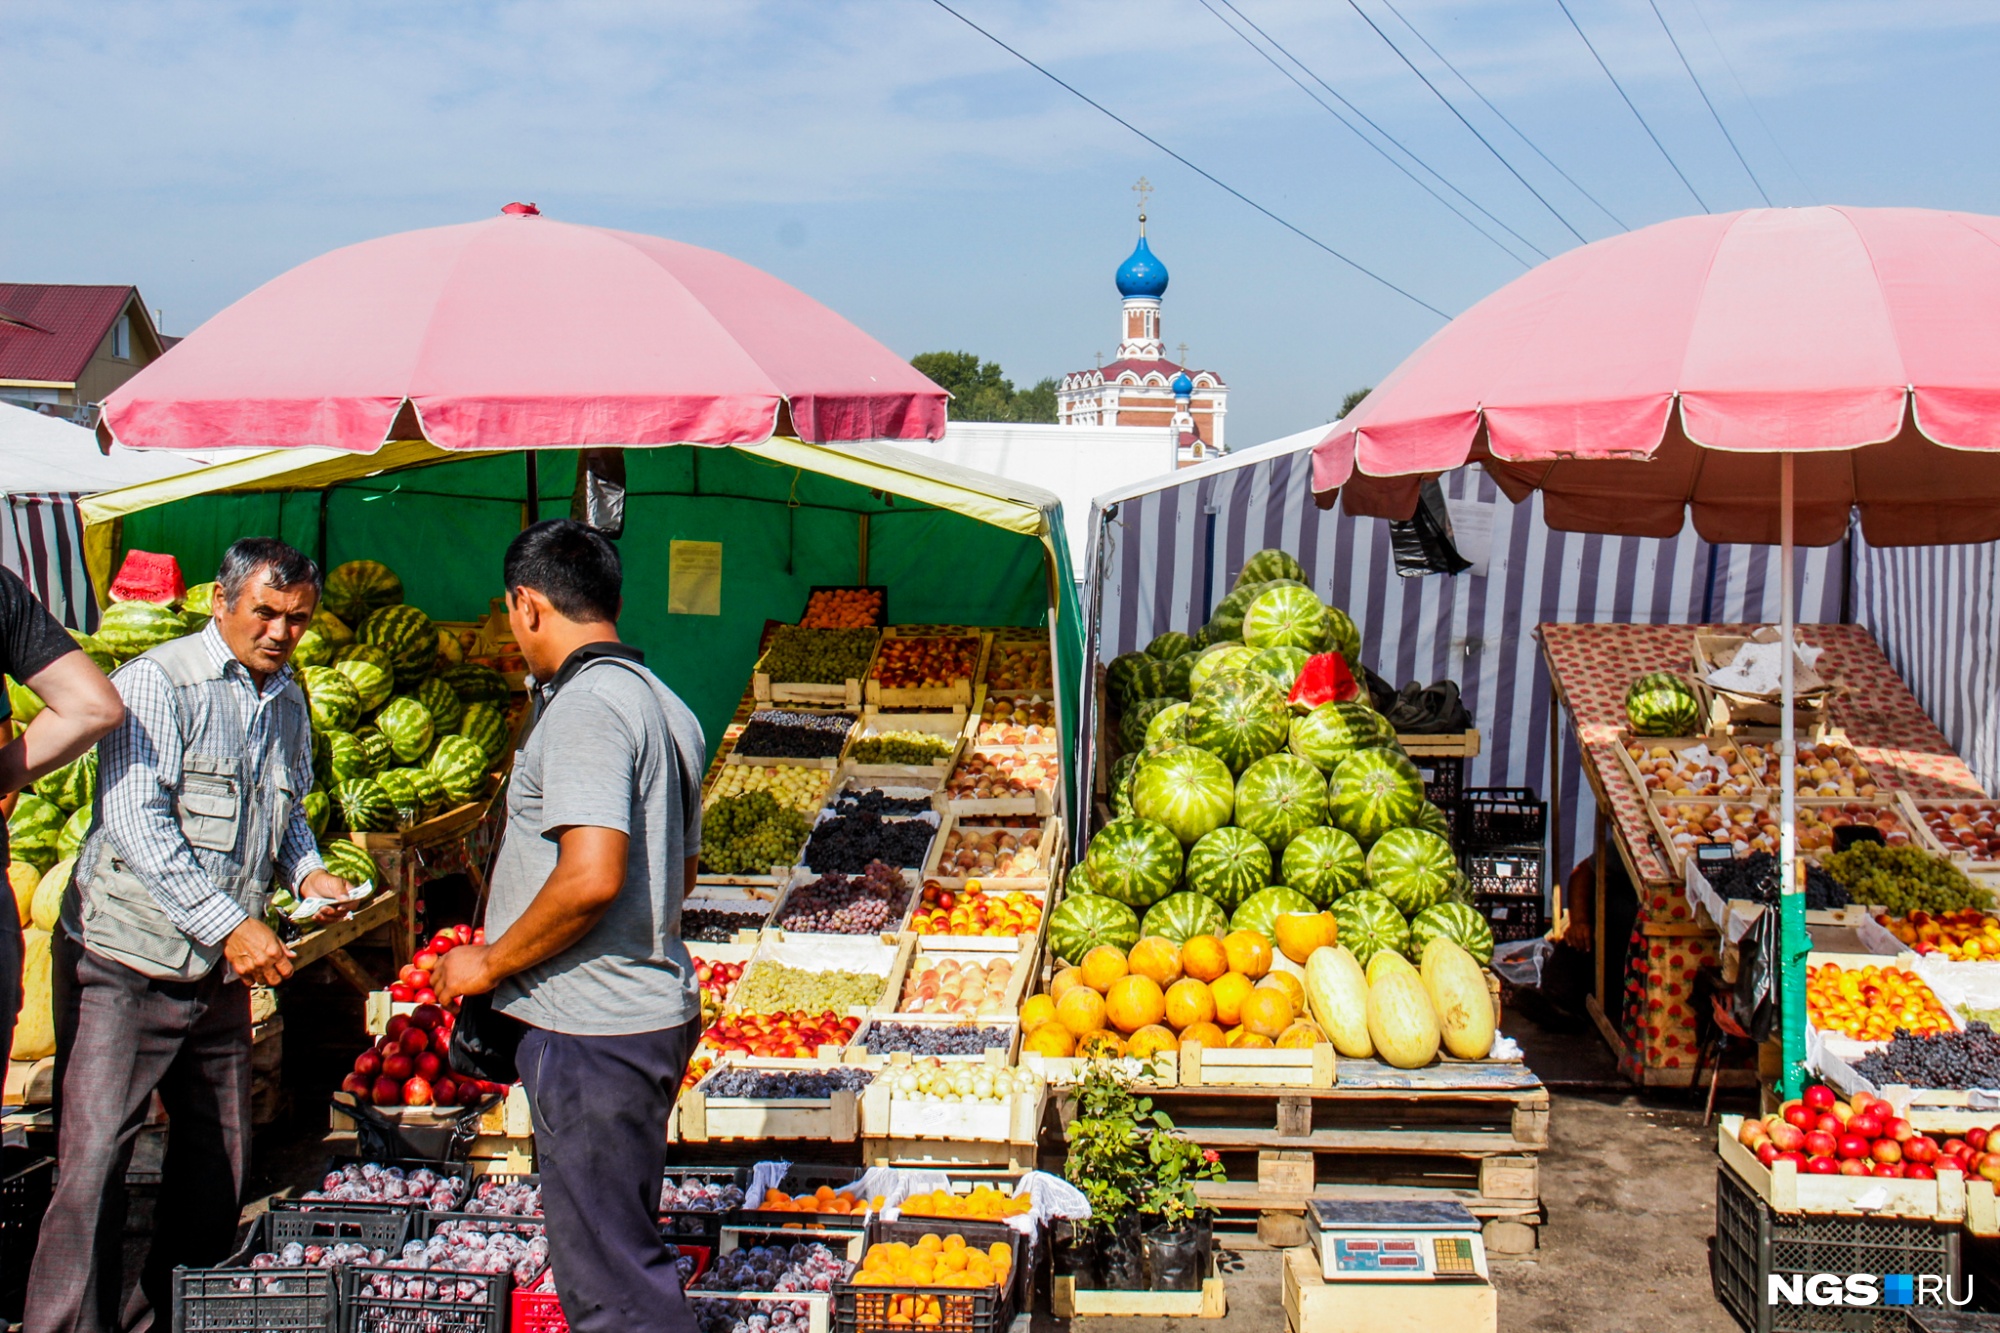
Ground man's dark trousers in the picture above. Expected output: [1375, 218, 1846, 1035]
[24, 930, 250, 1333]
[519, 1017, 701, 1333]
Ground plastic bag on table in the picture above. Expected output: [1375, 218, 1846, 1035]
[863, 1165, 953, 1217]
[1491, 936, 1552, 988]
[1012, 1170, 1089, 1224]
[1732, 908, 1779, 1044]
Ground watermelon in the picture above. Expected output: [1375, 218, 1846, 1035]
[300, 666, 363, 733]
[354, 728, 393, 776]
[1130, 746, 1235, 846]
[437, 630, 466, 667]
[1327, 606, 1362, 663]
[1142, 891, 1229, 945]
[459, 702, 511, 765]
[1191, 624, 1215, 650]
[292, 626, 337, 669]
[1408, 902, 1495, 967]
[1331, 890, 1410, 965]
[1143, 701, 1188, 749]
[8, 794, 62, 872]
[1184, 673, 1290, 774]
[1243, 646, 1310, 694]
[1158, 652, 1196, 700]
[375, 769, 426, 828]
[1183, 826, 1271, 909]
[1328, 749, 1429, 846]
[1236, 548, 1308, 589]
[1128, 658, 1172, 702]
[302, 790, 330, 841]
[442, 664, 512, 705]
[1290, 700, 1395, 772]
[1066, 859, 1102, 897]
[1234, 753, 1328, 854]
[1280, 826, 1368, 906]
[1209, 578, 1308, 642]
[182, 581, 217, 618]
[1230, 885, 1318, 940]
[1366, 827, 1458, 916]
[1626, 672, 1702, 736]
[1412, 802, 1452, 840]
[1109, 752, 1142, 819]
[319, 839, 380, 888]
[35, 749, 96, 814]
[362, 604, 437, 686]
[376, 697, 435, 764]
[1189, 643, 1254, 693]
[1146, 631, 1196, 661]
[334, 778, 396, 833]
[324, 560, 404, 626]
[335, 641, 394, 672]
[323, 731, 370, 784]
[1105, 652, 1154, 710]
[416, 677, 465, 732]
[68, 630, 117, 671]
[334, 657, 393, 712]
[56, 806, 91, 859]
[1048, 893, 1142, 965]
[1119, 697, 1181, 755]
[95, 601, 187, 662]
[1081, 816, 1184, 910]
[427, 735, 490, 804]
[407, 768, 448, 820]
[1242, 585, 1332, 652]
[7, 679, 42, 727]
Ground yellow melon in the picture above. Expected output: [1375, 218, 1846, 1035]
[1274, 911, 1338, 964]
[7, 862, 39, 927]
[1126, 1024, 1179, 1059]
[1019, 994, 1057, 1032]
[1179, 1020, 1227, 1049]
[1105, 974, 1167, 1034]
[1024, 1024, 1075, 1058]
[1164, 977, 1217, 1031]
[30, 857, 72, 934]
[1080, 946, 1130, 995]
[1181, 934, 1229, 982]
[1209, 971, 1255, 1027]
[1276, 1019, 1325, 1049]
[1127, 936, 1184, 988]
[1420, 939, 1497, 1060]
[1222, 930, 1273, 979]
[1367, 966, 1442, 1069]
[1050, 966, 1086, 1002]
[1304, 946, 1372, 1057]
[12, 927, 53, 1060]
[1239, 986, 1295, 1039]
[1257, 970, 1305, 1011]
[1056, 985, 1108, 1038]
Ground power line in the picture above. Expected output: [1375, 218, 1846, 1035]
[1554, 0, 1710, 212]
[1339, 0, 1589, 245]
[1198, 0, 1537, 266]
[1647, 0, 1769, 205]
[1686, 0, 1813, 202]
[1375, 0, 1628, 231]
[924, 0, 1452, 318]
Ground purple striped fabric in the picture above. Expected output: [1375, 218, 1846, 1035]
[0, 492, 95, 631]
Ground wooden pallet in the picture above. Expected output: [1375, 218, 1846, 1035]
[1195, 1150, 1542, 1255]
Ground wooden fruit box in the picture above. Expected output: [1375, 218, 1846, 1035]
[843, 1021, 1022, 1067]
[941, 752, 1058, 818]
[921, 812, 1057, 891]
[1281, 1245, 1485, 1333]
[980, 638, 1056, 694]
[1645, 793, 1911, 878]
[805, 804, 943, 880]
[858, 1078, 1045, 1166]
[678, 1060, 863, 1143]
[1178, 1042, 1338, 1090]
[731, 931, 918, 1020]
[844, 708, 967, 783]
[688, 940, 758, 1007]
[753, 628, 880, 710]
[1395, 729, 1482, 760]
[965, 691, 1062, 752]
[765, 866, 924, 940]
[1615, 732, 1760, 802]
[1020, 1050, 1179, 1089]
[1692, 631, 1838, 731]
[875, 938, 1036, 1019]
[1716, 1114, 1967, 1220]
[1897, 793, 2000, 874]
[865, 629, 991, 710]
[1056, 1262, 1226, 1320]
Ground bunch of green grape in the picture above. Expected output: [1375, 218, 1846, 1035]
[850, 731, 953, 765]
[756, 627, 878, 685]
[729, 962, 885, 1013]
[700, 790, 811, 875]
[1821, 842, 1990, 916]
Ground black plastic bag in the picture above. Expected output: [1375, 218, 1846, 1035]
[1099, 1214, 1147, 1291]
[342, 1093, 497, 1162]
[1142, 1216, 1210, 1292]
[1732, 908, 1780, 1044]
[1052, 1219, 1101, 1289]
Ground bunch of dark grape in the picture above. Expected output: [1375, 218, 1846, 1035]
[662, 1175, 747, 1214]
[1853, 1022, 2000, 1090]
[734, 709, 857, 760]
[693, 1242, 854, 1295]
[690, 1297, 818, 1333]
[775, 861, 913, 934]
[303, 1162, 467, 1212]
[756, 627, 878, 685]
[803, 811, 936, 873]
[1703, 852, 1851, 909]
[701, 792, 812, 875]
[704, 1067, 875, 1099]
[684, 908, 770, 942]
[864, 1023, 1010, 1055]
[831, 788, 933, 818]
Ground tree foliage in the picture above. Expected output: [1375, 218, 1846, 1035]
[912, 350, 1058, 424]
[1340, 386, 1373, 418]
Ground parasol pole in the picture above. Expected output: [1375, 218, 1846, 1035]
[1778, 453, 1806, 1099]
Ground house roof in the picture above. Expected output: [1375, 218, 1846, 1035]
[1061, 357, 1226, 389]
[0, 284, 139, 385]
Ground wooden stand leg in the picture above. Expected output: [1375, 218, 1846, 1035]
[1593, 813, 1608, 1010]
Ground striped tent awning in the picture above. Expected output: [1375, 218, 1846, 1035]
[1, 491, 94, 631]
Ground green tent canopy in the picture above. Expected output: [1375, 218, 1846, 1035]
[80, 438, 1084, 795]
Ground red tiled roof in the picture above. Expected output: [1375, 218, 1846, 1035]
[1062, 356, 1225, 386]
[0, 284, 137, 384]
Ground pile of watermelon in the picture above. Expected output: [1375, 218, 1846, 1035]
[1055, 546, 1494, 971]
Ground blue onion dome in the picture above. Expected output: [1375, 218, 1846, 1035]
[1116, 235, 1169, 298]
[1171, 371, 1194, 397]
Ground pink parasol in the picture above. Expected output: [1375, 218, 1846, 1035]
[100, 204, 947, 454]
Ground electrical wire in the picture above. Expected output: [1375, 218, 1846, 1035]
[1647, 0, 1769, 205]
[1554, 0, 1710, 212]
[1339, 0, 1589, 245]
[925, 0, 1452, 318]
[1375, 0, 1628, 231]
[1686, 0, 1814, 202]
[1199, 0, 1536, 267]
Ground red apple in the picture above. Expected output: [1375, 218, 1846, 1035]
[1784, 1104, 1815, 1132]
[1757, 1142, 1782, 1166]
[1850, 1112, 1885, 1140]
[1775, 1151, 1807, 1169]
[1971, 1127, 1992, 1152]
[1815, 1113, 1843, 1136]
[400, 1027, 430, 1055]
[1979, 1156, 2000, 1186]
[371, 1076, 403, 1105]
[399, 964, 426, 988]
[1908, 1137, 1940, 1164]
[1769, 1123, 1806, 1153]
[414, 989, 438, 1006]
[354, 1049, 382, 1078]
[382, 1053, 413, 1082]
[388, 983, 415, 1003]
[1871, 1163, 1902, 1178]
[385, 1014, 411, 1040]
[340, 1072, 372, 1098]
[1805, 1131, 1838, 1158]
[414, 949, 438, 972]
[413, 1052, 442, 1082]
[1887, 1117, 1916, 1143]
[1907, 1163, 1937, 1180]
[1807, 1156, 1841, 1175]
[402, 1077, 434, 1107]
[1804, 1085, 1836, 1111]
[1837, 1134, 1871, 1161]
[433, 1077, 457, 1105]
[431, 931, 458, 953]
[1872, 1139, 1903, 1165]
[473, 927, 486, 944]
[1839, 1159, 1870, 1177]
[410, 1004, 446, 1032]
[454, 924, 473, 944]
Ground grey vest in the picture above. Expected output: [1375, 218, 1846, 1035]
[69, 633, 311, 981]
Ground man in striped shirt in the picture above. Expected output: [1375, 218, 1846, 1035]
[27, 538, 358, 1333]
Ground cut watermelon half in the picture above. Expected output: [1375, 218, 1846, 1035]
[108, 550, 186, 606]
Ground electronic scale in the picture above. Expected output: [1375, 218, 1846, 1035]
[1306, 1200, 1489, 1283]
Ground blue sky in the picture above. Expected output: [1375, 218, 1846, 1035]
[6, 0, 1999, 444]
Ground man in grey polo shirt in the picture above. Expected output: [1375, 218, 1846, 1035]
[435, 519, 704, 1333]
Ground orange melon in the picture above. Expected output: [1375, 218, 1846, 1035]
[1179, 1020, 1227, 1049]
[1258, 970, 1306, 1011]
[1056, 985, 1107, 1038]
[1226, 1027, 1274, 1049]
[1019, 994, 1057, 1032]
[1080, 945, 1130, 994]
[1126, 1024, 1179, 1059]
[1050, 966, 1086, 1002]
[1127, 936, 1184, 988]
[1024, 1025, 1075, 1058]
[1240, 986, 1295, 1039]
[1105, 974, 1167, 1034]
[1274, 911, 1338, 964]
[1209, 971, 1255, 1027]
[1223, 930, 1273, 979]
[1276, 1019, 1325, 1049]
[1164, 977, 1217, 1031]
[1077, 1030, 1127, 1058]
[1181, 934, 1230, 982]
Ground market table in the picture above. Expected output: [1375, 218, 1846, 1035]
[1537, 621, 1986, 1086]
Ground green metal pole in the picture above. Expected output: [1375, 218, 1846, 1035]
[1779, 455, 1807, 1100]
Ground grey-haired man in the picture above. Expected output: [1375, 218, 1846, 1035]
[26, 538, 358, 1333]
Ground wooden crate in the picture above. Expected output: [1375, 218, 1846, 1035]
[1281, 1245, 1494, 1333]
[865, 629, 990, 710]
[1644, 793, 1911, 878]
[289, 884, 410, 991]
[678, 1063, 862, 1144]
[1020, 1050, 1179, 1089]
[965, 690, 1062, 752]
[1395, 730, 1482, 760]
[1053, 1264, 1226, 1319]
[1897, 793, 2000, 873]
[920, 812, 1056, 892]
[764, 868, 924, 941]
[875, 938, 1034, 1018]
[1614, 732, 1759, 802]
[844, 1020, 1021, 1066]
[1691, 631, 1836, 733]
[754, 630, 879, 709]
[1716, 1115, 1967, 1221]
[979, 638, 1056, 694]
[1178, 1043, 1337, 1090]
[845, 708, 967, 783]
[859, 1076, 1045, 1170]
[1197, 1147, 1540, 1252]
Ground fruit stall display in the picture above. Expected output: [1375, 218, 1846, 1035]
[769, 862, 919, 937]
[1805, 959, 1957, 1047]
[844, 712, 964, 781]
[705, 761, 836, 817]
[1718, 1084, 1983, 1220]
[865, 631, 987, 709]
[983, 641, 1053, 693]
[1906, 797, 2000, 867]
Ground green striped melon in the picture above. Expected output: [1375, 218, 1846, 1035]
[1408, 902, 1495, 967]
[319, 839, 380, 888]
[1159, 652, 1196, 700]
[1331, 890, 1410, 966]
[1366, 827, 1458, 916]
[1328, 749, 1428, 846]
[292, 626, 336, 669]
[1229, 885, 1318, 941]
[35, 749, 96, 814]
[68, 629, 116, 671]
[1080, 816, 1184, 910]
[1105, 652, 1154, 711]
[1109, 752, 1142, 818]
[56, 806, 91, 859]
[8, 793, 62, 872]
[1411, 802, 1452, 840]
[427, 735, 489, 805]
[1146, 631, 1196, 661]
[1236, 549, 1307, 589]
[376, 697, 434, 764]
[1184, 673, 1290, 775]
[459, 702, 510, 765]
[7, 679, 42, 727]
[361, 604, 436, 686]
[96, 601, 187, 661]
[1625, 672, 1701, 737]
[1244, 646, 1310, 694]
[1290, 701, 1395, 772]
[1047, 894, 1141, 965]
[1143, 702, 1188, 749]
[1066, 859, 1102, 897]
[374, 769, 426, 828]
[334, 657, 393, 712]
[354, 728, 393, 776]
[323, 730, 371, 784]
[407, 768, 448, 819]
[416, 676, 464, 732]
[1191, 624, 1215, 650]
[335, 641, 393, 672]
[294, 608, 354, 670]
[1208, 578, 1307, 642]
[1141, 891, 1229, 946]
[1188, 644, 1254, 693]
[182, 582, 216, 618]
[302, 790, 330, 841]
[324, 560, 403, 626]
[1183, 826, 1271, 910]
[1242, 585, 1332, 652]
[334, 778, 396, 833]
[1130, 745, 1234, 846]
[1280, 826, 1368, 906]
[1119, 697, 1180, 755]
[1234, 753, 1328, 855]
[442, 664, 511, 705]
[1327, 606, 1362, 663]
[300, 666, 362, 733]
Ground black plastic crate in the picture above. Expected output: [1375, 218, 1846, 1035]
[341, 1217, 518, 1333]
[725, 1164, 870, 1229]
[1411, 756, 1465, 837]
[0, 1147, 53, 1323]
[174, 1207, 411, 1333]
[661, 1166, 750, 1243]
[1711, 1167, 1962, 1333]
[833, 1280, 1010, 1333]
[1460, 788, 1547, 850]
[284, 1157, 477, 1215]
[867, 1215, 1032, 1314]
